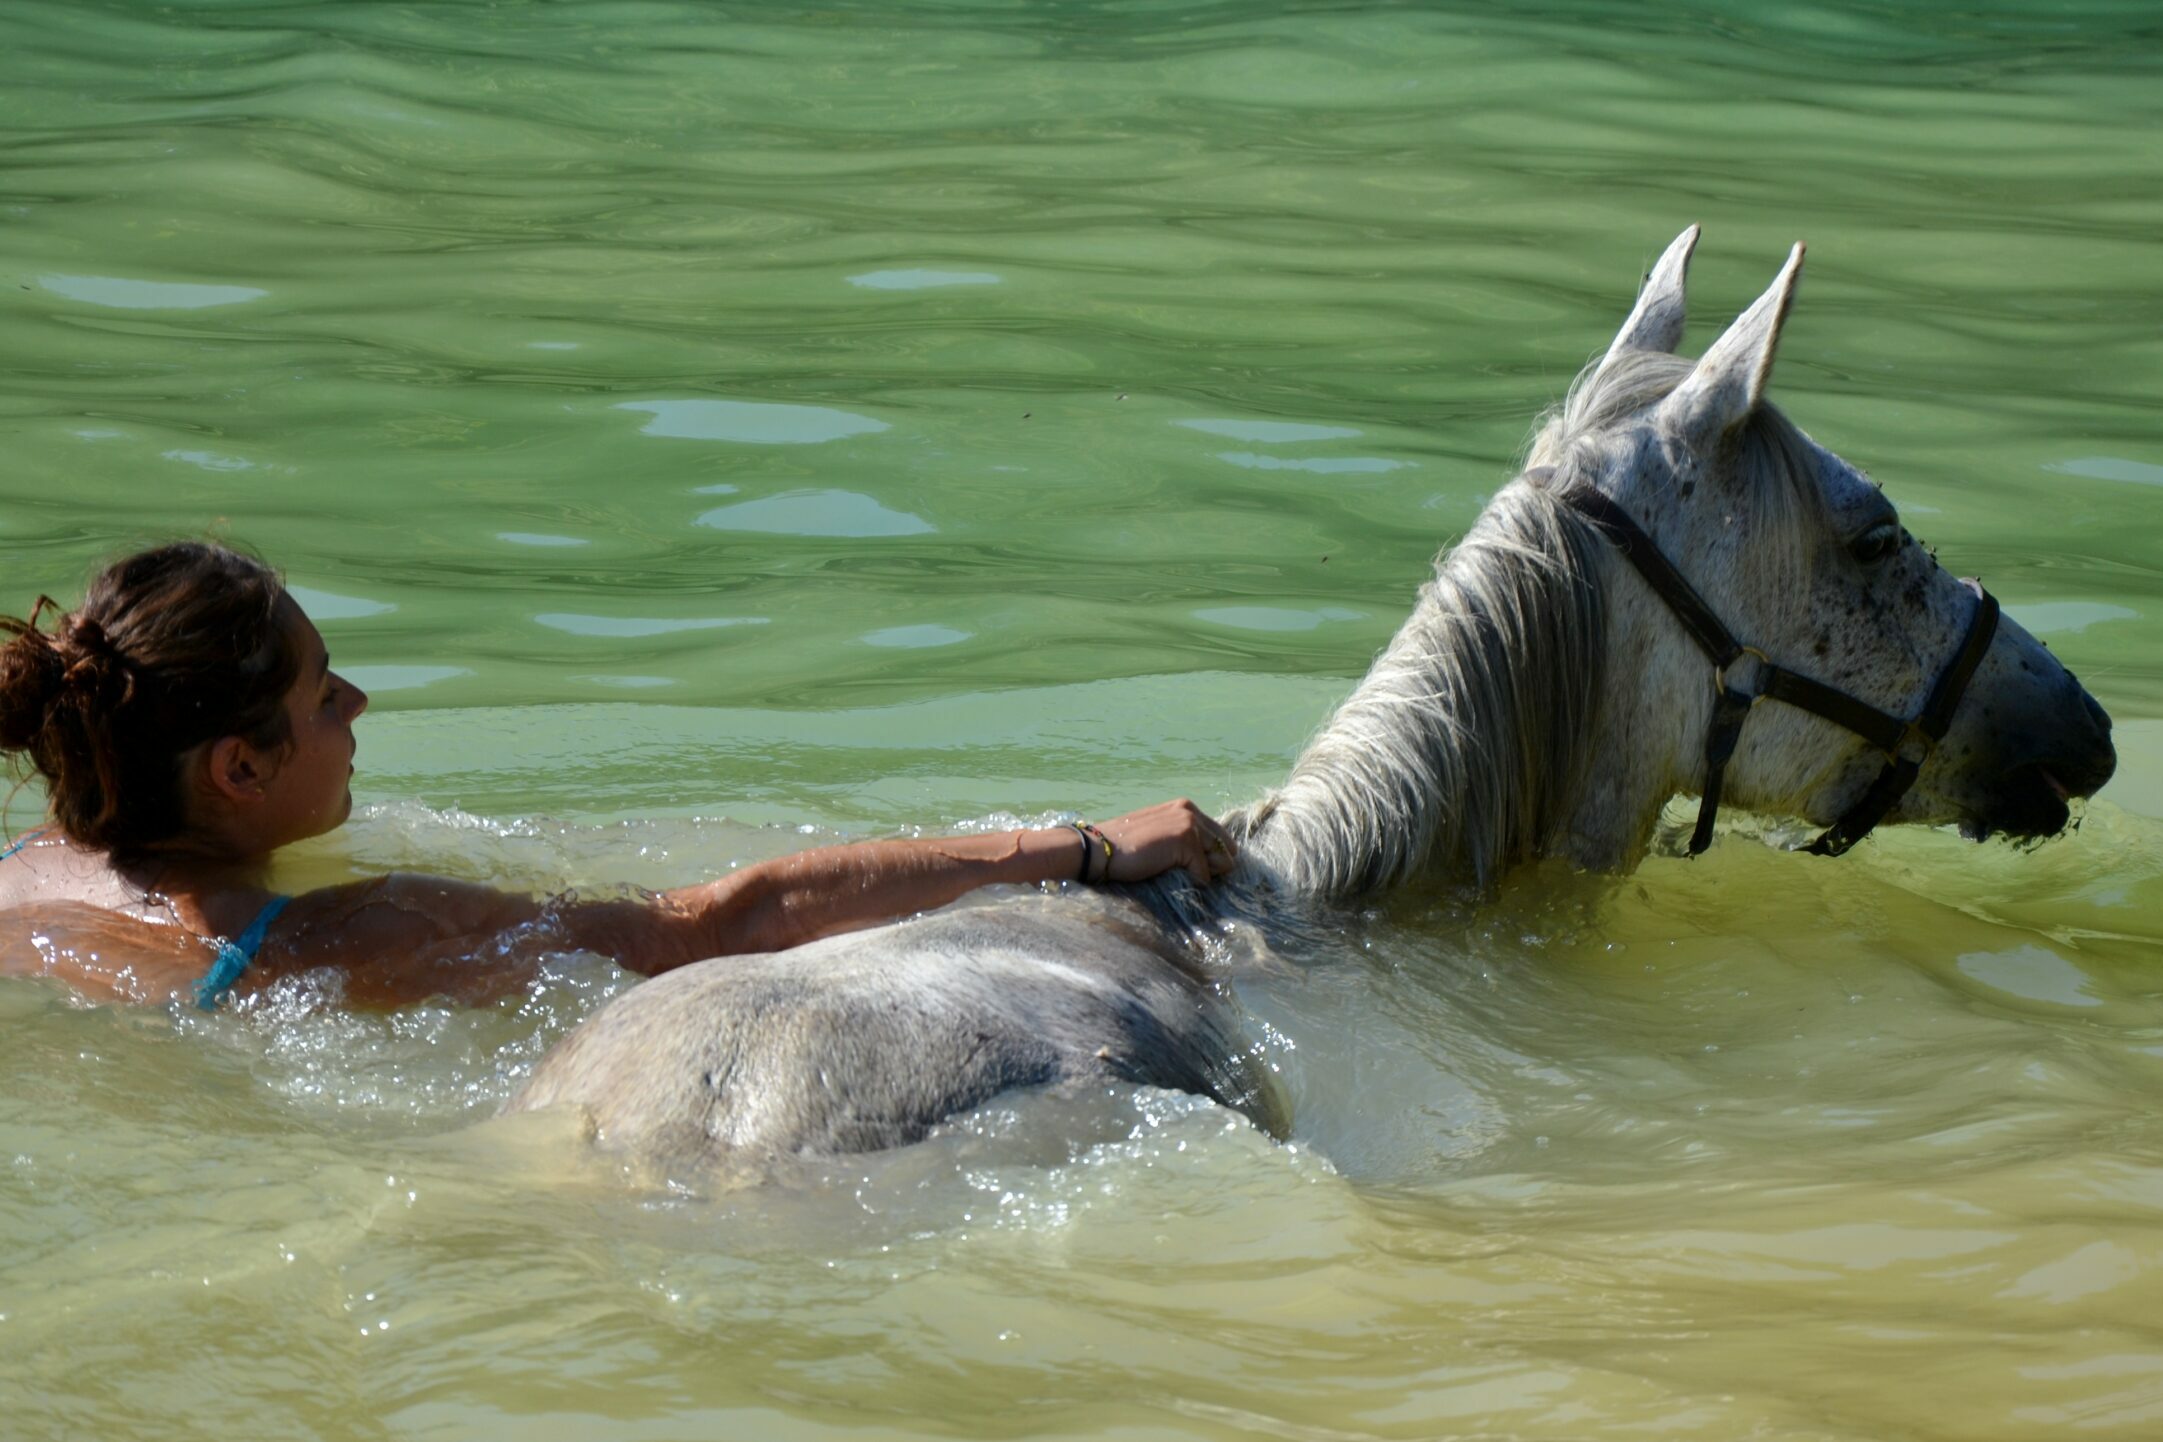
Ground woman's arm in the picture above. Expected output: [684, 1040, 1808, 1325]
[254, 800, 1235, 1005]
[657, 797, 1233, 965]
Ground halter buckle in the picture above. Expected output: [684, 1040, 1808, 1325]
[1891, 719, 1936, 766]
[1712, 645, 1771, 702]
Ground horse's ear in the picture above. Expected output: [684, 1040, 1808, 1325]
[1599, 225, 1700, 371]
[1656, 242, 1805, 448]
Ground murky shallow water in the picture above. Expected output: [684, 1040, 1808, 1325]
[4, 1, 2162, 1437]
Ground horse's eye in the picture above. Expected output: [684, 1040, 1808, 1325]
[1850, 521, 1902, 566]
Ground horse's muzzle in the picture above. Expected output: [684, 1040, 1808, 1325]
[1969, 684, 2115, 840]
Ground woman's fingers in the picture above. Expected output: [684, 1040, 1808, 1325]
[1096, 799, 1235, 885]
[1169, 799, 1238, 879]
[1201, 819, 1237, 876]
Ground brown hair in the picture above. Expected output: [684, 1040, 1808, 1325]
[0, 542, 301, 856]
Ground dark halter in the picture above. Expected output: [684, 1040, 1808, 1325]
[1527, 468, 2001, 857]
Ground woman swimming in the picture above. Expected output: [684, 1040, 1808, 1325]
[0, 542, 1237, 1008]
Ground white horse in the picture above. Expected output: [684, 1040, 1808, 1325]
[506, 230, 2117, 1178]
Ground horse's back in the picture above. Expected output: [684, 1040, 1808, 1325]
[504, 890, 1279, 1178]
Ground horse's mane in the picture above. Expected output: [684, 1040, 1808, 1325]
[1224, 473, 1605, 900]
[1217, 346, 1833, 905]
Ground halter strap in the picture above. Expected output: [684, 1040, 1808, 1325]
[1534, 469, 1999, 857]
[1802, 581, 1997, 856]
[1563, 487, 1744, 669]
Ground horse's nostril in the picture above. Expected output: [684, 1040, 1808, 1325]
[2053, 734, 2118, 799]
[2081, 688, 2112, 735]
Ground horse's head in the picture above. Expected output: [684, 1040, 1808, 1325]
[1533, 228, 2115, 861]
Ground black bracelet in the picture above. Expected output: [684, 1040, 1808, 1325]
[1078, 822, 1113, 884]
[1067, 822, 1093, 882]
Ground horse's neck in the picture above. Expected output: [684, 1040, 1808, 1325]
[1232, 487, 1609, 900]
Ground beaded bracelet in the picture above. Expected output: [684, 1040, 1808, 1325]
[1066, 821, 1115, 883]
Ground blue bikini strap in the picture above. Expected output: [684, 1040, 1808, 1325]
[0, 828, 49, 861]
[193, 894, 293, 1012]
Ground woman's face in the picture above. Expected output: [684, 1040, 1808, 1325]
[255, 604, 369, 846]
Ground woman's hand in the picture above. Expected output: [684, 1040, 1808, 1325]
[1092, 798, 1239, 885]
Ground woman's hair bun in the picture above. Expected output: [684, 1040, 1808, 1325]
[55, 615, 135, 710]
[3, 544, 297, 855]
[0, 602, 68, 751]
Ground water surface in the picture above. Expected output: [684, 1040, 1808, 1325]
[4, 1, 2162, 1438]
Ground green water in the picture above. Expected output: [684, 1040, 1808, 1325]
[5, 1, 2163, 1437]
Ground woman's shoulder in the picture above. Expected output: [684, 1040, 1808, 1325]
[255, 872, 537, 968]
[0, 835, 274, 1002]
[0, 830, 137, 912]
[0, 833, 313, 956]
[0, 867, 528, 1006]
[243, 872, 548, 1007]
[0, 898, 214, 1003]
[282, 872, 524, 929]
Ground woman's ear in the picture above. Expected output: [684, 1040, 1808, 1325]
[202, 735, 267, 805]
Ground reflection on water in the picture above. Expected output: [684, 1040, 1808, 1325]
[2010, 599, 2140, 636]
[583, 673, 676, 689]
[1213, 450, 1411, 473]
[695, 489, 936, 536]
[1955, 943, 2104, 1010]
[1192, 604, 1366, 632]
[288, 584, 398, 619]
[38, 273, 269, 309]
[615, 399, 891, 445]
[534, 612, 767, 637]
[849, 269, 1004, 290]
[4, 0, 2162, 1436]
[2047, 457, 2163, 487]
[862, 624, 972, 649]
[1177, 418, 1365, 443]
[339, 664, 474, 693]
[162, 447, 261, 473]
